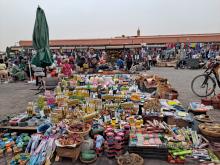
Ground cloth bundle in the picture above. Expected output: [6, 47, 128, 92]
[26, 134, 56, 165]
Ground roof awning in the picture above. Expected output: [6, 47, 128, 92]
[146, 44, 166, 48]
[124, 45, 141, 48]
[105, 45, 124, 49]
[89, 46, 106, 49]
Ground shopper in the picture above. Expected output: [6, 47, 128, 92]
[148, 54, 152, 67]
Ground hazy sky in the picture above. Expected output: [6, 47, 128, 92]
[0, 0, 220, 51]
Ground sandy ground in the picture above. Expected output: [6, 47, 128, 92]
[0, 67, 220, 164]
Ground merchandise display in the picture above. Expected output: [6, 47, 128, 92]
[0, 73, 220, 164]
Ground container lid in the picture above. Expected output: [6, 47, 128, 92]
[115, 136, 122, 141]
[106, 132, 114, 137]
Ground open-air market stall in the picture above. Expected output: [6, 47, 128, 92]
[0, 73, 220, 165]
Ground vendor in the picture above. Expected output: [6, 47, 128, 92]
[90, 54, 99, 72]
[10, 61, 26, 81]
[99, 52, 107, 65]
[76, 53, 86, 68]
[0, 59, 9, 82]
[116, 58, 125, 70]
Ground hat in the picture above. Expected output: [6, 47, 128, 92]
[63, 58, 69, 63]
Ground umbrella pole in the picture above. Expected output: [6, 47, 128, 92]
[28, 60, 33, 81]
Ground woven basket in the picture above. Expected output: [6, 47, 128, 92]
[56, 137, 83, 148]
[56, 145, 81, 160]
[117, 153, 144, 165]
[199, 123, 220, 138]
[67, 124, 91, 137]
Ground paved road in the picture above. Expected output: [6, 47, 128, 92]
[0, 82, 37, 119]
[148, 67, 206, 107]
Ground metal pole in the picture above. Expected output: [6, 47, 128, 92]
[28, 60, 33, 81]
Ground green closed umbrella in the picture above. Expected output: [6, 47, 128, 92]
[31, 6, 53, 68]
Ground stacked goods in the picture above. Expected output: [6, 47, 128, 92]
[143, 120, 165, 133]
[143, 99, 161, 113]
[104, 132, 117, 157]
[67, 123, 91, 137]
[135, 74, 158, 92]
[129, 120, 168, 160]
[104, 127, 125, 158]
[167, 131, 192, 164]
[123, 124, 130, 144]
[201, 94, 220, 109]
[166, 126, 216, 164]
[10, 153, 30, 165]
[0, 132, 30, 164]
[135, 74, 178, 99]
[56, 134, 83, 147]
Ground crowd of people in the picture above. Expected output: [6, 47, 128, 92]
[0, 45, 219, 83]
[175, 47, 220, 69]
[0, 54, 30, 83]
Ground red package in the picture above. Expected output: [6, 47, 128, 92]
[149, 138, 155, 144]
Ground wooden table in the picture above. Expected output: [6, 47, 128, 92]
[0, 126, 37, 131]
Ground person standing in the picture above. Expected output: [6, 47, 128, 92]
[61, 59, 72, 77]
[69, 55, 75, 70]
[148, 54, 152, 67]
[0, 59, 9, 82]
[126, 53, 133, 71]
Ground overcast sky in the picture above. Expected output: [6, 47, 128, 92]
[0, 0, 220, 51]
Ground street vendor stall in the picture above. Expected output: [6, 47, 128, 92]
[0, 73, 220, 165]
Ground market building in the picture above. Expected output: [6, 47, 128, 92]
[15, 33, 220, 51]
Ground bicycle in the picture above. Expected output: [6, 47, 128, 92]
[191, 59, 220, 97]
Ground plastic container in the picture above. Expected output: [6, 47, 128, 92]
[201, 98, 212, 106]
